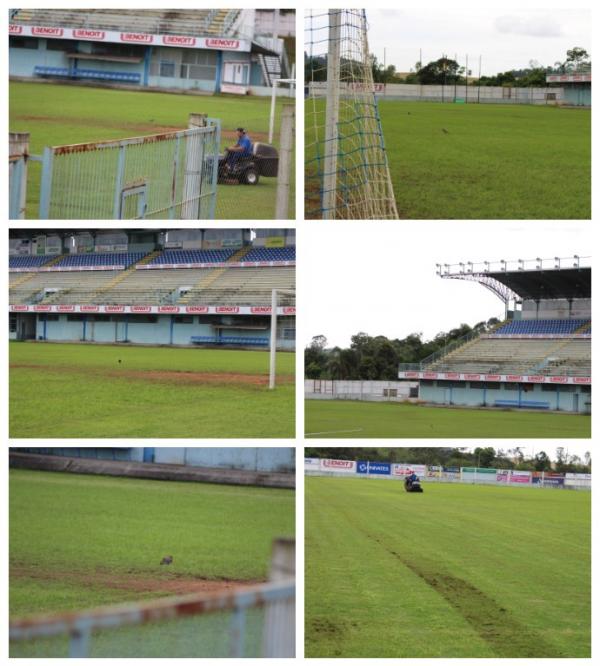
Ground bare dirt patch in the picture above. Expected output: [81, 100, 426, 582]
[11, 564, 263, 597]
[10, 363, 294, 387]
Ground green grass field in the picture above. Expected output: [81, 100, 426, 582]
[305, 400, 590, 438]
[10, 341, 294, 438]
[305, 477, 590, 657]
[10, 468, 294, 656]
[306, 101, 590, 219]
[9, 80, 294, 219]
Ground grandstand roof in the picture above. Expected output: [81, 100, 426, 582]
[487, 266, 590, 300]
[439, 257, 591, 302]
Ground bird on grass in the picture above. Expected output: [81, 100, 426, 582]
[442, 128, 449, 134]
[160, 555, 173, 565]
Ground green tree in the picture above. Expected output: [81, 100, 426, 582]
[534, 451, 552, 472]
[474, 446, 496, 468]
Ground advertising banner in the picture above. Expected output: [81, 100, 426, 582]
[509, 471, 531, 484]
[356, 461, 391, 475]
[320, 459, 356, 474]
[9, 304, 293, 316]
[398, 371, 590, 385]
[391, 464, 427, 477]
[532, 473, 565, 486]
[304, 458, 321, 471]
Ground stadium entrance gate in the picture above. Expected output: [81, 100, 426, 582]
[10, 115, 220, 220]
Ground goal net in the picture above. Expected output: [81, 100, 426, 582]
[305, 9, 398, 220]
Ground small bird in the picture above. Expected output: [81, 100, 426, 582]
[160, 555, 173, 565]
[442, 128, 449, 134]
[118, 359, 122, 364]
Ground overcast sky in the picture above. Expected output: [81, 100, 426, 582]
[357, 7, 591, 76]
[301, 221, 590, 349]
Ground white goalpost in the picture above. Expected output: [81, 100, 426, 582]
[269, 78, 296, 144]
[269, 288, 295, 389]
[305, 9, 399, 219]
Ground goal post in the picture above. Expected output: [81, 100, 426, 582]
[269, 78, 296, 144]
[269, 288, 295, 389]
[305, 9, 399, 219]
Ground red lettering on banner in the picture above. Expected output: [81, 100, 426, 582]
[444, 373, 460, 379]
[525, 375, 545, 383]
[573, 377, 591, 384]
[163, 35, 196, 46]
[81, 305, 99, 312]
[464, 374, 481, 380]
[121, 32, 153, 43]
[283, 307, 296, 315]
[11, 305, 29, 311]
[216, 306, 239, 313]
[185, 306, 209, 314]
[158, 306, 180, 313]
[403, 372, 419, 378]
[130, 306, 152, 313]
[206, 38, 240, 49]
[423, 372, 438, 379]
[34, 305, 52, 312]
[549, 376, 568, 383]
[73, 29, 105, 39]
[323, 459, 354, 469]
[56, 305, 75, 312]
[105, 306, 125, 313]
[251, 307, 272, 314]
[9, 24, 23, 34]
[32, 26, 64, 36]
[506, 375, 523, 381]
[485, 374, 501, 381]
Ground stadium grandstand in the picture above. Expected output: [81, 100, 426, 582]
[9, 228, 295, 349]
[398, 256, 591, 414]
[9, 8, 294, 95]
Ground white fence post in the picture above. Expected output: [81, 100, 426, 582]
[9, 132, 30, 219]
[262, 538, 295, 657]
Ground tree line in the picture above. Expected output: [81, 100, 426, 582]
[305, 319, 500, 380]
[306, 47, 590, 87]
[304, 447, 592, 473]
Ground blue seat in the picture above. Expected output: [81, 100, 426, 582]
[34, 65, 140, 84]
[191, 336, 268, 346]
[494, 400, 549, 409]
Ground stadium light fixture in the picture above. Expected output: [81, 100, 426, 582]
[573, 255, 580, 268]
[555, 256, 561, 269]
[518, 259, 524, 271]
[536, 257, 542, 270]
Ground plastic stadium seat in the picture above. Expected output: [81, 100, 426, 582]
[493, 319, 589, 336]
[150, 249, 236, 265]
[242, 247, 296, 262]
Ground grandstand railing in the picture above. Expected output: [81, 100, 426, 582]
[399, 328, 484, 372]
[10, 579, 295, 658]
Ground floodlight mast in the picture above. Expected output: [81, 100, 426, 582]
[322, 9, 342, 219]
[269, 288, 295, 389]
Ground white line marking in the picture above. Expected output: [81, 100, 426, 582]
[305, 428, 364, 436]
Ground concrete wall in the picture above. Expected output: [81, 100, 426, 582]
[27, 313, 294, 349]
[12, 447, 295, 473]
[305, 379, 417, 402]
[420, 381, 591, 413]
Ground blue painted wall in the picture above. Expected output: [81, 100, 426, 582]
[420, 381, 590, 413]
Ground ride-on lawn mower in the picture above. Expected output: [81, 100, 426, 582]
[404, 476, 424, 493]
[217, 142, 279, 185]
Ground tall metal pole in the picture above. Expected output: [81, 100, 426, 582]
[269, 289, 278, 389]
[465, 54, 469, 103]
[323, 9, 341, 219]
[478, 55, 482, 103]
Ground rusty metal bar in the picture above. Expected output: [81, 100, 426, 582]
[10, 579, 294, 643]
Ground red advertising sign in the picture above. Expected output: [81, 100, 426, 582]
[32, 26, 64, 36]
[105, 305, 125, 313]
[322, 459, 354, 469]
[548, 376, 568, 383]
[9, 24, 23, 34]
[56, 305, 75, 312]
[251, 307, 272, 314]
[73, 29, 105, 40]
[120, 32, 153, 43]
[80, 305, 99, 312]
[216, 306, 240, 313]
[185, 306, 209, 314]
[206, 38, 240, 50]
[283, 307, 296, 315]
[130, 305, 152, 313]
[158, 306, 180, 313]
[33, 305, 52, 312]
[163, 34, 196, 46]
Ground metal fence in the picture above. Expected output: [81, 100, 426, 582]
[10, 579, 294, 658]
[10, 115, 220, 220]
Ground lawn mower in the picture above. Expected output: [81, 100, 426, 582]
[217, 142, 279, 185]
[404, 476, 424, 493]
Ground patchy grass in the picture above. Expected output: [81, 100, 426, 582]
[306, 100, 590, 219]
[10, 80, 294, 219]
[305, 400, 590, 438]
[10, 342, 295, 438]
[305, 477, 590, 657]
[10, 468, 294, 656]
